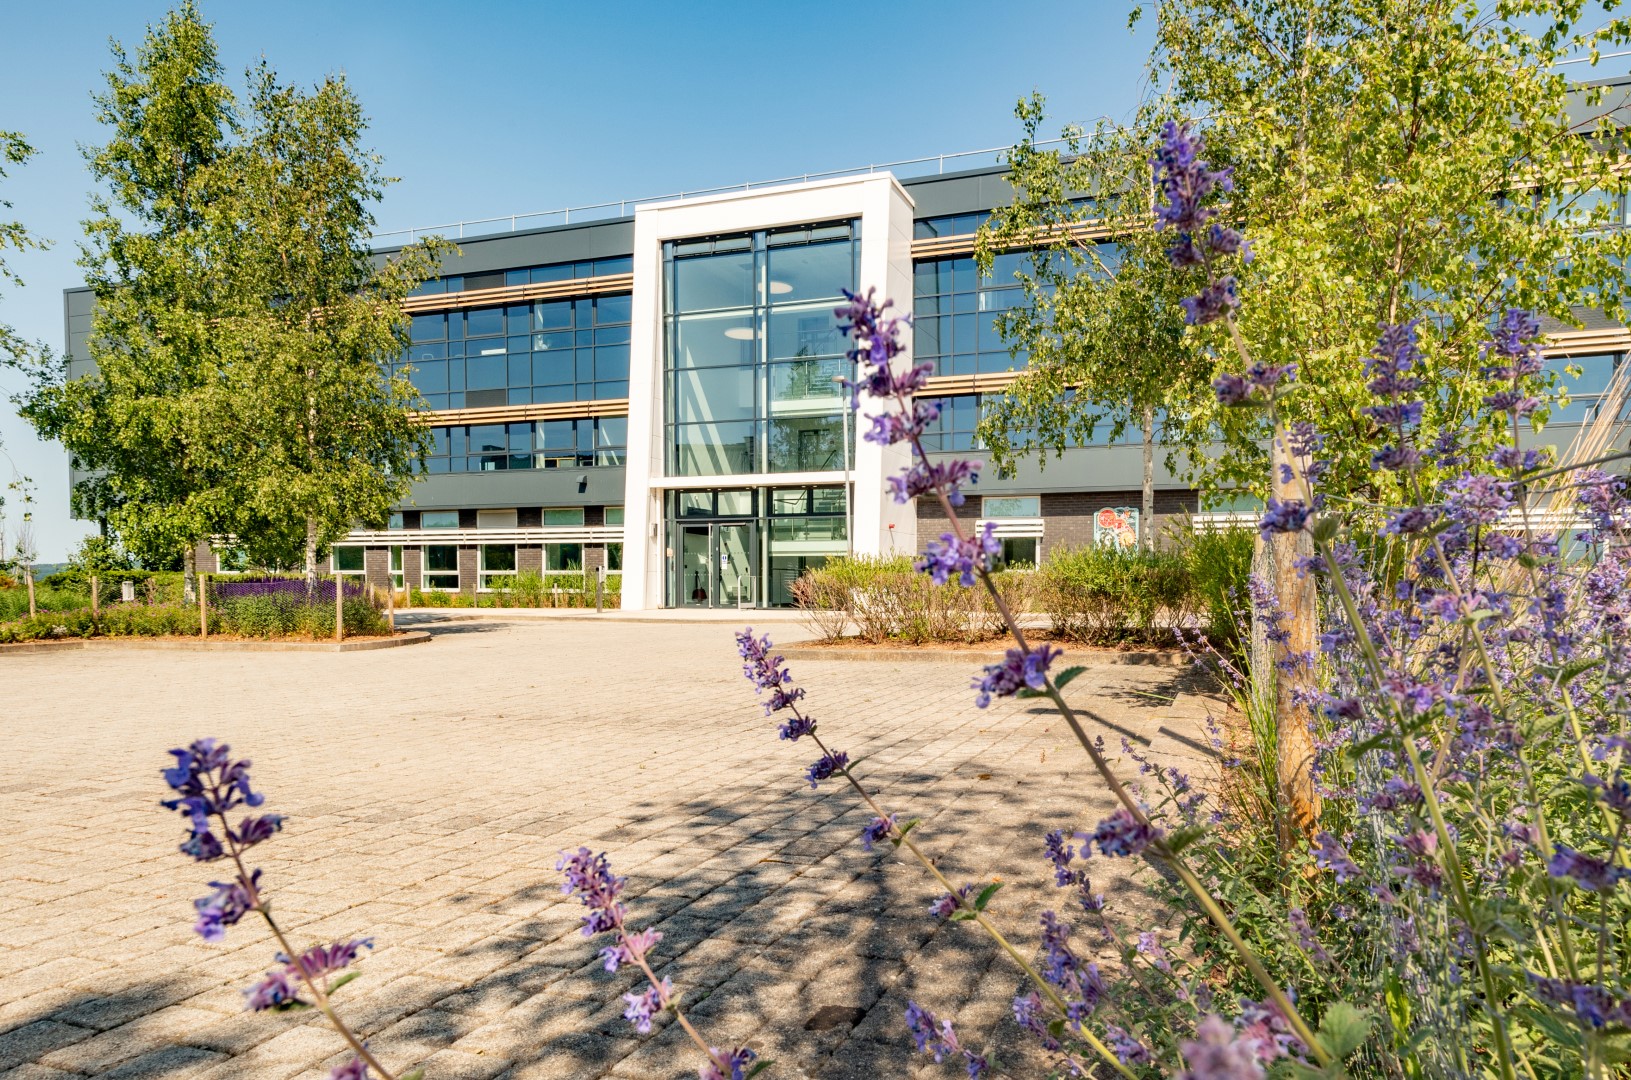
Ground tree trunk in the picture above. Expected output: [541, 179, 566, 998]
[182, 544, 197, 605]
[1140, 404, 1156, 550]
[1270, 434, 1321, 844]
[304, 515, 319, 592]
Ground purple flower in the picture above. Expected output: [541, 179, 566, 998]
[778, 715, 816, 742]
[1213, 372, 1252, 405]
[601, 927, 662, 973]
[1313, 833, 1360, 882]
[1482, 308, 1545, 378]
[1548, 845, 1630, 892]
[888, 458, 981, 507]
[1012, 991, 1057, 1050]
[904, 1000, 985, 1075]
[735, 629, 804, 715]
[286, 938, 373, 981]
[162, 739, 266, 861]
[327, 1058, 369, 1080]
[194, 873, 258, 942]
[1181, 276, 1241, 325]
[1038, 911, 1106, 1007]
[1136, 930, 1172, 973]
[1531, 976, 1631, 1029]
[805, 750, 849, 788]
[972, 644, 1061, 709]
[865, 400, 942, 446]
[699, 1047, 758, 1080]
[1288, 908, 1329, 964]
[1442, 473, 1513, 528]
[929, 883, 976, 919]
[1105, 1024, 1152, 1065]
[622, 976, 673, 1033]
[1152, 120, 1234, 236]
[1383, 506, 1435, 535]
[1089, 808, 1163, 858]
[860, 815, 895, 852]
[244, 967, 300, 1012]
[558, 847, 627, 936]
[234, 814, 284, 848]
[1181, 1014, 1266, 1080]
[1258, 498, 1311, 539]
[918, 522, 1000, 587]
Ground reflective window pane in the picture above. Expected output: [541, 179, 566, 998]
[674, 251, 754, 312]
[766, 240, 850, 304]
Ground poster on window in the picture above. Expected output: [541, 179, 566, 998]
[1094, 506, 1140, 549]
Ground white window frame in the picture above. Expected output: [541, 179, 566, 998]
[389, 545, 404, 591]
[330, 546, 366, 575]
[422, 544, 461, 591]
[479, 543, 518, 591]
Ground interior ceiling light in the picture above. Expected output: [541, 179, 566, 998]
[724, 326, 754, 340]
[768, 280, 793, 294]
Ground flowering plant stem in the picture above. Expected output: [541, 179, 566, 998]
[215, 809, 395, 1079]
[881, 358, 1333, 1065]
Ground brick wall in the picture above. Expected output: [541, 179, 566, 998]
[457, 545, 479, 595]
[917, 489, 1200, 558]
[364, 546, 390, 589]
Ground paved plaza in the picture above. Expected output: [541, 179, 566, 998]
[0, 619, 1219, 1079]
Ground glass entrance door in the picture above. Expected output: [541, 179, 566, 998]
[675, 522, 756, 607]
[716, 523, 754, 606]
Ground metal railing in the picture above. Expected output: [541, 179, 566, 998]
[369, 131, 1100, 247]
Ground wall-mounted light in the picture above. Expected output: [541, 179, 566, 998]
[768, 280, 793, 295]
[723, 326, 754, 341]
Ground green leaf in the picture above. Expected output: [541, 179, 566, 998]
[399, 1070, 425, 1080]
[745, 1061, 773, 1078]
[1314, 1002, 1374, 1060]
[973, 881, 1004, 911]
[1053, 665, 1088, 690]
[948, 909, 978, 922]
[890, 818, 922, 848]
[325, 971, 361, 996]
[1163, 824, 1210, 854]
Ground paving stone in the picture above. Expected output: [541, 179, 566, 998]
[0, 621, 1186, 1078]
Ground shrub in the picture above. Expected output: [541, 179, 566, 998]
[1036, 544, 1192, 646]
[1168, 522, 1256, 657]
[793, 554, 1022, 644]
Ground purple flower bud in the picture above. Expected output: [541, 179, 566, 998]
[194, 873, 258, 942]
[1548, 844, 1631, 892]
[888, 458, 981, 506]
[1180, 276, 1240, 325]
[327, 1058, 369, 1080]
[971, 643, 1062, 709]
[699, 1047, 758, 1080]
[1089, 808, 1162, 858]
[860, 815, 895, 852]
[804, 750, 849, 788]
[1258, 498, 1311, 539]
[621, 976, 672, 1033]
[1181, 1014, 1267, 1080]
[1313, 833, 1360, 882]
[244, 967, 300, 1011]
[918, 522, 1000, 588]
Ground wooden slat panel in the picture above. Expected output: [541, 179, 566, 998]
[402, 273, 634, 314]
[911, 220, 1116, 260]
[412, 398, 629, 427]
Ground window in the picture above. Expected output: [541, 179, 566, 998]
[543, 507, 586, 527]
[388, 512, 405, 530]
[422, 510, 460, 529]
[480, 544, 517, 590]
[984, 496, 1041, 518]
[399, 290, 631, 409]
[389, 546, 404, 591]
[423, 418, 626, 474]
[606, 543, 623, 571]
[331, 546, 365, 574]
[603, 507, 625, 526]
[477, 509, 518, 530]
[664, 224, 856, 477]
[546, 543, 583, 572]
[423, 544, 460, 590]
[996, 537, 1039, 569]
[913, 250, 1054, 376]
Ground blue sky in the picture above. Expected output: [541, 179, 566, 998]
[0, 0, 1155, 561]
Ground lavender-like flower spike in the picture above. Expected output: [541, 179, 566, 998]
[698, 1047, 759, 1080]
[1180, 276, 1240, 326]
[861, 815, 895, 852]
[918, 522, 1000, 587]
[328, 1058, 369, 1080]
[1313, 832, 1360, 883]
[972, 644, 1062, 709]
[1547, 844, 1631, 892]
[805, 750, 849, 788]
[1181, 1014, 1266, 1080]
[1088, 808, 1163, 858]
[1258, 497, 1311, 539]
[905, 1001, 989, 1077]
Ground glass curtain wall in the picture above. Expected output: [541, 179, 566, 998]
[661, 223, 857, 607]
[664, 223, 856, 477]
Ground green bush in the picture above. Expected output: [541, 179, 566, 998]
[1168, 523, 1256, 660]
[1035, 544, 1194, 646]
[792, 555, 1033, 644]
[0, 590, 390, 644]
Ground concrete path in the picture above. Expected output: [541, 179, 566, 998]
[0, 620, 1222, 1079]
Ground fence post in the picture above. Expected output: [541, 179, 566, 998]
[334, 577, 344, 643]
[1269, 433, 1320, 844]
[386, 579, 395, 633]
[199, 573, 208, 637]
[91, 575, 99, 619]
[26, 565, 36, 618]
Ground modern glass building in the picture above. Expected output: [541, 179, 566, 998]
[60, 103, 1631, 608]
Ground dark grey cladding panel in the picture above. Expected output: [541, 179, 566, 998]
[370, 218, 635, 276]
[902, 166, 1015, 218]
[1566, 75, 1631, 130]
[404, 467, 627, 511]
[928, 444, 1191, 495]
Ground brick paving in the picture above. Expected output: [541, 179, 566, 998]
[0, 619, 1220, 1079]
